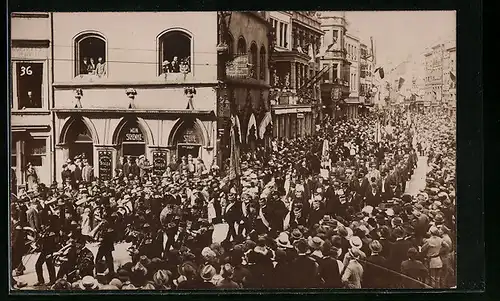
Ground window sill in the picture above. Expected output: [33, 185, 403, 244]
[11, 110, 51, 115]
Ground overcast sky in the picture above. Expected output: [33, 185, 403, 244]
[344, 11, 456, 68]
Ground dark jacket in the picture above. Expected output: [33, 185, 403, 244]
[289, 255, 319, 288]
[388, 239, 413, 272]
[400, 259, 428, 288]
[363, 254, 389, 288]
[318, 256, 342, 288]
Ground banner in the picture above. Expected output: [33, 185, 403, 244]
[258, 111, 273, 139]
[246, 113, 257, 142]
[226, 55, 250, 79]
[229, 116, 241, 181]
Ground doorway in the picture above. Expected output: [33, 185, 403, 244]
[177, 144, 201, 159]
[66, 119, 94, 165]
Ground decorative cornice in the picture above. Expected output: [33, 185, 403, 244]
[11, 39, 50, 48]
[52, 108, 216, 116]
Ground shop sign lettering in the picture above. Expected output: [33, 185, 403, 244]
[125, 127, 144, 142]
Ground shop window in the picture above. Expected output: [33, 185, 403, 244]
[75, 33, 107, 77]
[259, 46, 266, 80]
[249, 43, 258, 79]
[283, 24, 288, 47]
[159, 30, 192, 75]
[15, 62, 43, 109]
[26, 139, 46, 167]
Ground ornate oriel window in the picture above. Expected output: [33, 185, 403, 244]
[158, 30, 192, 75]
[74, 33, 107, 77]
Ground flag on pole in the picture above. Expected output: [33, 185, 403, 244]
[450, 71, 456, 83]
[229, 115, 241, 181]
[374, 67, 385, 79]
[258, 111, 273, 139]
[246, 113, 257, 143]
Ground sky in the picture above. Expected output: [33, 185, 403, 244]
[343, 11, 456, 69]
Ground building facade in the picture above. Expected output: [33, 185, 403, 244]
[50, 11, 271, 182]
[10, 13, 54, 190]
[359, 42, 376, 109]
[442, 40, 456, 115]
[318, 12, 351, 120]
[424, 44, 445, 108]
[345, 31, 361, 118]
[268, 11, 323, 139]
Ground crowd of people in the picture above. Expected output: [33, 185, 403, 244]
[10, 107, 456, 290]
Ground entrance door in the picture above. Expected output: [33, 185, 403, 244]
[118, 122, 146, 162]
[122, 142, 146, 161]
[177, 144, 200, 159]
[69, 142, 94, 164]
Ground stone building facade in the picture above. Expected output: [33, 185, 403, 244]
[10, 13, 54, 190]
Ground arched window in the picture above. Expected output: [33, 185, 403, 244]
[259, 46, 266, 80]
[237, 36, 247, 56]
[75, 33, 107, 77]
[249, 43, 258, 79]
[158, 30, 192, 75]
[227, 34, 234, 59]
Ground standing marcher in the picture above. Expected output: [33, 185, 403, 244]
[421, 226, 450, 288]
[34, 223, 58, 286]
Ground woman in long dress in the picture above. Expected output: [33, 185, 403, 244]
[25, 163, 38, 191]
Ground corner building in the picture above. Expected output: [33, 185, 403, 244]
[52, 12, 271, 181]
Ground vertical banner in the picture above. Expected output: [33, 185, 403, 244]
[98, 150, 112, 181]
[152, 151, 167, 177]
[229, 115, 241, 181]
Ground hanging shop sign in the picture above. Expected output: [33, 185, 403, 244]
[152, 151, 167, 177]
[98, 150, 112, 181]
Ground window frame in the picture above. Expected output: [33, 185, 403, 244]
[73, 32, 108, 79]
[157, 29, 194, 76]
[11, 59, 48, 112]
[249, 42, 258, 79]
[259, 45, 266, 81]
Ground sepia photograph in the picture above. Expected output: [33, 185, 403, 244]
[9, 10, 457, 291]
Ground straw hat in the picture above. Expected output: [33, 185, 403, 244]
[79, 276, 99, 290]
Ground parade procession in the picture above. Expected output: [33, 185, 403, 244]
[10, 11, 456, 290]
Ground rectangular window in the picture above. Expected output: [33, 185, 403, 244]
[26, 139, 46, 167]
[332, 30, 339, 43]
[11, 141, 17, 169]
[16, 62, 43, 109]
[283, 23, 288, 47]
[332, 64, 338, 81]
[279, 23, 284, 47]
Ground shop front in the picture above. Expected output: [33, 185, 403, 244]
[272, 105, 313, 139]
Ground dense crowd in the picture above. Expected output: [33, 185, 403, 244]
[11, 107, 456, 290]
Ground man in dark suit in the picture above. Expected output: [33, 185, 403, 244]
[34, 224, 58, 286]
[365, 182, 382, 208]
[378, 169, 394, 201]
[289, 238, 320, 288]
[122, 156, 132, 178]
[94, 221, 116, 274]
[224, 188, 242, 242]
[354, 171, 370, 198]
[387, 227, 413, 285]
[26, 200, 41, 232]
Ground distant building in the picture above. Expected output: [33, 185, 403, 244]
[344, 31, 361, 118]
[442, 40, 456, 115]
[318, 12, 351, 120]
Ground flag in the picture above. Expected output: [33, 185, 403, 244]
[258, 111, 273, 139]
[321, 139, 330, 158]
[398, 77, 405, 91]
[235, 115, 242, 144]
[229, 115, 241, 181]
[450, 71, 456, 82]
[246, 113, 257, 142]
[374, 67, 385, 79]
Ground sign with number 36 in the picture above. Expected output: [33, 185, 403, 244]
[20, 65, 33, 76]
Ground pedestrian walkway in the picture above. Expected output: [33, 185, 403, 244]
[405, 156, 429, 196]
